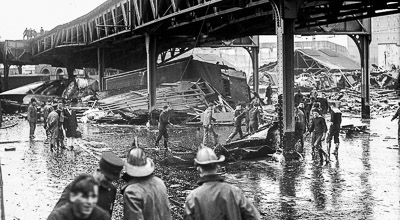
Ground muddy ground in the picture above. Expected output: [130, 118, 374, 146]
[1, 114, 400, 220]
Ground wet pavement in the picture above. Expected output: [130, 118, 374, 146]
[1, 115, 400, 220]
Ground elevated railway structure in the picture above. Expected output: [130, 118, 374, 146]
[1, 0, 399, 158]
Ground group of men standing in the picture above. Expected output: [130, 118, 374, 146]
[294, 91, 342, 164]
[27, 98, 78, 152]
[48, 145, 261, 220]
[23, 27, 44, 39]
[225, 102, 262, 143]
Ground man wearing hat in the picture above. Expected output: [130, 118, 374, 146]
[42, 98, 54, 144]
[121, 147, 171, 220]
[226, 104, 246, 143]
[184, 147, 260, 220]
[48, 174, 110, 220]
[155, 105, 172, 152]
[249, 102, 261, 133]
[53, 152, 124, 215]
[202, 103, 218, 146]
[56, 102, 66, 149]
[27, 97, 38, 139]
[47, 107, 59, 152]
[309, 109, 328, 164]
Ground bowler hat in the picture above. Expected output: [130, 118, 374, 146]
[125, 148, 155, 177]
[99, 152, 124, 181]
[194, 147, 225, 165]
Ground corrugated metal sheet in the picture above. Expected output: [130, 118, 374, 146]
[297, 49, 360, 70]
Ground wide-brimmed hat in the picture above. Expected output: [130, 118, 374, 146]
[99, 152, 124, 181]
[125, 148, 155, 177]
[194, 147, 225, 165]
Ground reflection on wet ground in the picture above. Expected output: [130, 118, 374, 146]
[1, 116, 400, 219]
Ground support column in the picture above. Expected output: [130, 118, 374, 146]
[97, 47, 105, 91]
[251, 36, 260, 93]
[146, 34, 157, 116]
[281, 18, 297, 159]
[66, 67, 75, 80]
[17, 65, 22, 75]
[360, 35, 371, 119]
[3, 63, 10, 91]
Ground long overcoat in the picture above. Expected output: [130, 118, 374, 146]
[64, 109, 78, 138]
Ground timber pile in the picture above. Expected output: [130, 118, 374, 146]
[96, 81, 216, 115]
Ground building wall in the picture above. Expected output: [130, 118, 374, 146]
[348, 14, 400, 69]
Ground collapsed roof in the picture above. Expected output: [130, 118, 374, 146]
[295, 49, 360, 74]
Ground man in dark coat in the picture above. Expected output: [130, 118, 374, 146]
[265, 83, 273, 105]
[327, 107, 342, 157]
[294, 106, 306, 153]
[56, 102, 66, 149]
[48, 174, 110, 220]
[155, 105, 172, 152]
[294, 89, 303, 107]
[184, 147, 260, 220]
[122, 147, 171, 220]
[42, 99, 53, 144]
[54, 152, 124, 215]
[226, 104, 246, 143]
[249, 103, 261, 133]
[64, 102, 78, 150]
[309, 109, 328, 164]
[243, 103, 251, 134]
[27, 98, 38, 139]
[47, 108, 59, 152]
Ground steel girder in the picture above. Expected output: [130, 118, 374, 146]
[18, 0, 399, 66]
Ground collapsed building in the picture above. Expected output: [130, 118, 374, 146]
[0, 53, 250, 124]
[251, 49, 362, 94]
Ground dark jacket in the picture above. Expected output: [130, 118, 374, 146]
[249, 107, 260, 126]
[54, 179, 117, 215]
[122, 175, 171, 220]
[158, 111, 170, 130]
[184, 174, 261, 220]
[27, 104, 38, 123]
[265, 85, 272, 98]
[234, 109, 246, 127]
[42, 104, 53, 121]
[295, 108, 306, 132]
[309, 116, 327, 134]
[47, 111, 59, 139]
[64, 109, 78, 138]
[48, 203, 110, 220]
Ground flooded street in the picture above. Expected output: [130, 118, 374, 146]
[1, 116, 400, 220]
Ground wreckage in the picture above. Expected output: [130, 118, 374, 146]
[0, 77, 98, 113]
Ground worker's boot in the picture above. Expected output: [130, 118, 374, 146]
[164, 139, 171, 153]
[333, 143, 339, 156]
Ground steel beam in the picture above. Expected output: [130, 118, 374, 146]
[146, 34, 157, 115]
[97, 47, 105, 91]
[281, 18, 296, 159]
[2, 63, 9, 91]
[360, 35, 371, 119]
[251, 46, 260, 94]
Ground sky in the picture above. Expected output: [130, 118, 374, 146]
[0, 0, 106, 40]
